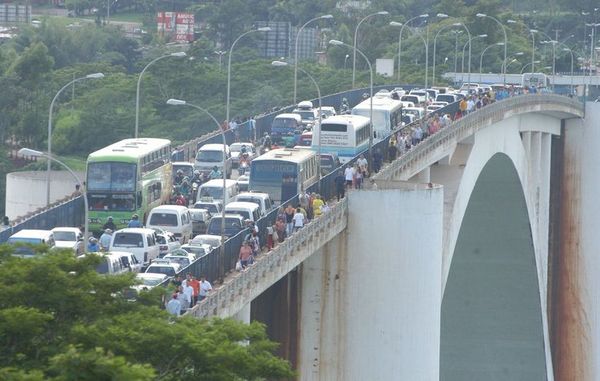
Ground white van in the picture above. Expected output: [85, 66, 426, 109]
[92, 252, 141, 275]
[194, 143, 232, 178]
[7, 229, 55, 257]
[224, 201, 261, 223]
[146, 205, 193, 243]
[109, 228, 160, 266]
[235, 192, 274, 216]
[197, 179, 239, 204]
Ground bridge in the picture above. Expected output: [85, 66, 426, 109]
[188, 94, 586, 380]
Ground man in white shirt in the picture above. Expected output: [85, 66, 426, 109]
[293, 208, 305, 232]
[166, 294, 182, 316]
[183, 283, 194, 308]
[199, 276, 212, 301]
[344, 166, 354, 188]
[357, 155, 368, 176]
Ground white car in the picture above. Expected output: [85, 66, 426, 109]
[110, 228, 160, 266]
[152, 229, 181, 257]
[180, 243, 213, 259]
[144, 259, 181, 277]
[163, 249, 197, 268]
[132, 273, 168, 292]
[190, 234, 221, 249]
[236, 175, 249, 192]
[230, 142, 256, 167]
[51, 227, 84, 255]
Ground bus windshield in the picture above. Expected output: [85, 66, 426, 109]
[272, 118, 298, 130]
[250, 161, 298, 201]
[196, 150, 222, 163]
[199, 187, 223, 200]
[88, 193, 136, 211]
[87, 162, 137, 192]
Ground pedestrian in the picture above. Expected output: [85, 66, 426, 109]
[239, 241, 253, 270]
[188, 274, 200, 305]
[284, 204, 295, 236]
[166, 293, 182, 316]
[87, 237, 100, 252]
[388, 136, 397, 161]
[312, 194, 324, 217]
[277, 206, 286, 222]
[293, 208, 305, 232]
[199, 276, 212, 301]
[353, 164, 363, 189]
[321, 201, 331, 214]
[175, 286, 188, 315]
[275, 220, 286, 243]
[266, 225, 277, 250]
[102, 216, 116, 231]
[334, 170, 345, 201]
[127, 214, 142, 228]
[1, 216, 10, 231]
[357, 154, 368, 177]
[171, 275, 183, 288]
[344, 166, 354, 189]
[183, 280, 194, 309]
[373, 149, 383, 173]
[99, 229, 112, 251]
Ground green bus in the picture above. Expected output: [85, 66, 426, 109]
[86, 138, 173, 232]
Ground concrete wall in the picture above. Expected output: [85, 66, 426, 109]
[5, 170, 84, 220]
[555, 102, 600, 380]
[297, 183, 443, 380]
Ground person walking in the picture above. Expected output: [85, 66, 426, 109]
[293, 208, 305, 232]
[284, 204, 295, 236]
[102, 216, 116, 231]
[312, 195, 325, 218]
[99, 229, 112, 251]
[199, 276, 212, 301]
[334, 170, 346, 201]
[239, 241, 253, 270]
[344, 166, 354, 189]
[127, 214, 142, 228]
[166, 294, 182, 316]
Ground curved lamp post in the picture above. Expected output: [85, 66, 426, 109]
[506, 19, 538, 73]
[22, 148, 89, 243]
[272, 61, 322, 179]
[135, 52, 186, 138]
[226, 27, 271, 129]
[352, 11, 389, 88]
[389, 14, 428, 83]
[520, 60, 541, 73]
[293, 14, 333, 103]
[46, 73, 104, 206]
[432, 20, 463, 86]
[479, 42, 505, 81]
[501, 52, 524, 74]
[460, 34, 484, 92]
[330, 39, 374, 171]
[476, 13, 508, 84]
[166, 98, 228, 283]
[392, 25, 428, 88]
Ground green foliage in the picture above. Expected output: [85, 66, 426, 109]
[0, 247, 294, 379]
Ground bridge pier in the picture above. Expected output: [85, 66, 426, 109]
[297, 182, 444, 380]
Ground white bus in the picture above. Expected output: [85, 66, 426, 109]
[311, 114, 370, 164]
[249, 148, 319, 204]
[351, 94, 404, 141]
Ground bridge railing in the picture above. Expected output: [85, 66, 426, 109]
[374, 94, 584, 181]
[189, 196, 348, 319]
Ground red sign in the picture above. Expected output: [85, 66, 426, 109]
[157, 12, 194, 42]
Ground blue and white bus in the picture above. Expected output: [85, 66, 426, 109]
[311, 114, 370, 164]
[249, 148, 319, 204]
[351, 94, 404, 141]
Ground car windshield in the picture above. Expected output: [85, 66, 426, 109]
[8, 237, 42, 245]
[189, 211, 207, 222]
[53, 231, 76, 241]
[181, 246, 206, 256]
[199, 187, 223, 200]
[195, 203, 219, 213]
[146, 266, 176, 277]
[139, 277, 165, 286]
[196, 150, 222, 162]
[226, 209, 250, 220]
[149, 213, 178, 226]
[112, 233, 144, 247]
[164, 256, 191, 267]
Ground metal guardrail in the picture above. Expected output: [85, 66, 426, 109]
[373, 94, 584, 181]
[189, 197, 348, 318]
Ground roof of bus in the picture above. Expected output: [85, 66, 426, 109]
[274, 113, 302, 121]
[352, 96, 404, 112]
[320, 114, 370, 126]
[88, 138, 171, 161]
[253, 148, 316, 163]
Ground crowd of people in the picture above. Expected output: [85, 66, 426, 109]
[166, 273, 213, 316]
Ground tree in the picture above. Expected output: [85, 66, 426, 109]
[9, 42, 54, 83]
[0, 247, 294, 379]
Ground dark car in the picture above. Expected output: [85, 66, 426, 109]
[320, 153, 341, 175]
[190, 208, 211, 236]
[206, 214, 246, 238]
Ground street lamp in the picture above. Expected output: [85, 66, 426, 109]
[352, 11, 389, 88]
[135, 52, 186, 139]
[390, 14, 428, 82]
[520, 60, 541, 73]
[330, 39, 374, 171]
[272, 61, 322, 178]
[541, 40, 558, 89]
[46, 73, 104, 206]
[214, 50, 226, 69]
[477, 13, 508, 84]
[479, 42, 505, 81]
[166, 98, 228, 282]
[432, 22, 463, 86]
[395, 26, 428, 89]
[506, 19, 538, 73]
[460, 34, 485, 92]
[344, 54, 350, 69]
[293, 14, 333, 104]
[226, 27, 271, 131]
[501, 51, 524, 74]
[560, 45, 575, 93]
[21, 148, 89, 244]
